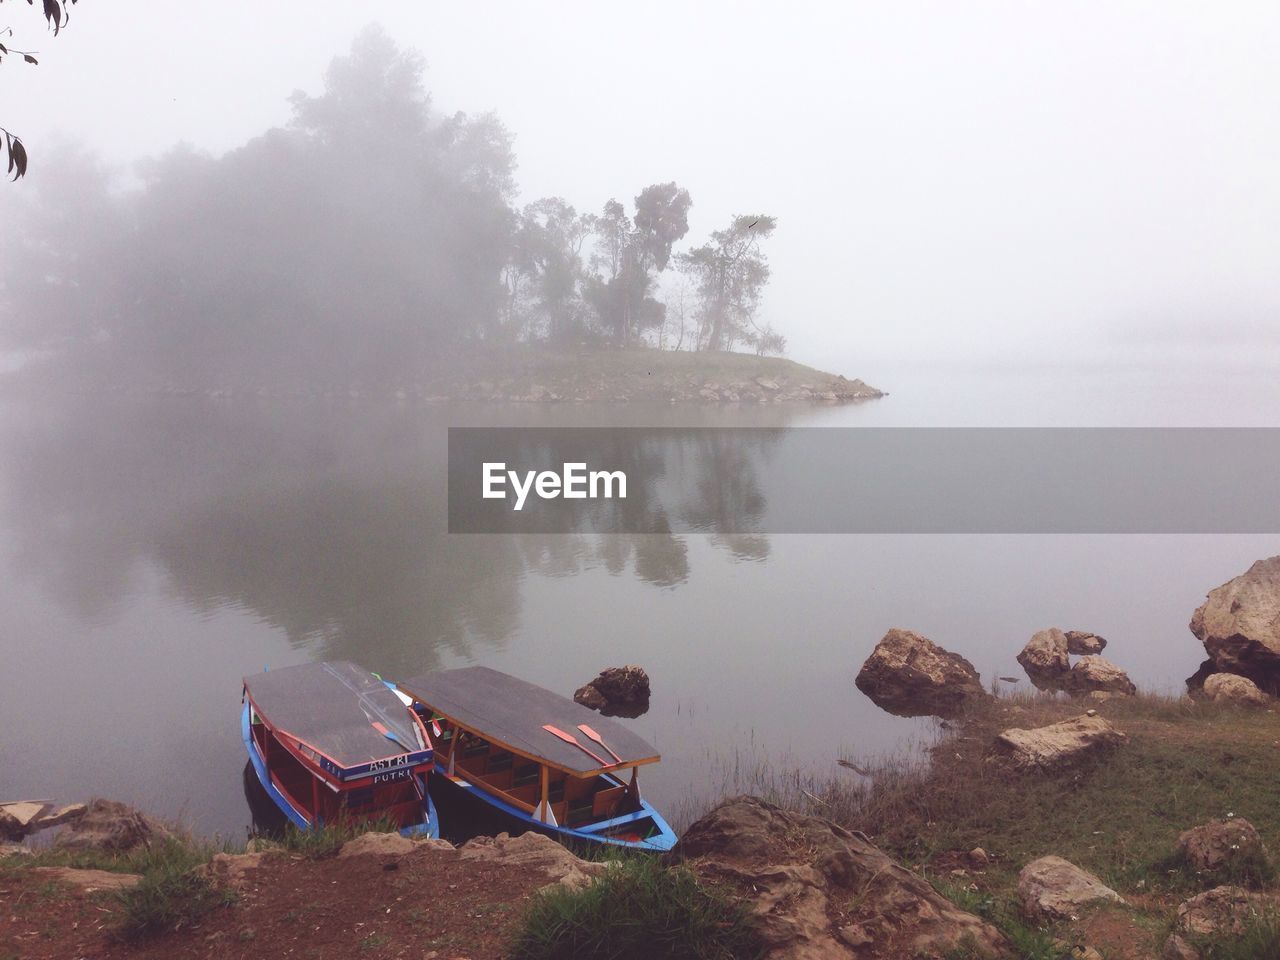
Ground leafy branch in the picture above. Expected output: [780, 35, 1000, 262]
[1, 0, 78, 180]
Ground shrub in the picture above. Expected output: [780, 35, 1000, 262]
[509, 855, 761, 960]
[115, 861, 232, 939]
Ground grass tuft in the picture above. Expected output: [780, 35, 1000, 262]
[932, 879, 1070, 960]
[259, 815, 399, 859]
[509, 855, 762, 960]
[1187, 909, 1280, 959]
[115, 862, 233, 939]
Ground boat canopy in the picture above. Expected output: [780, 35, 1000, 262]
[396, 666, 660, 776]
[243, 661, 429, 779]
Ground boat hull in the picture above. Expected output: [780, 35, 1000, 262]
[241, 702, 438, 839]
[431, 765, 677, 851]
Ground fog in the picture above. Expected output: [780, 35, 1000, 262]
[4, 1, 1278, 384]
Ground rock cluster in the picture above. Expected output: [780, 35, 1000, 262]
[1188, 556, 1280, 698]
[854, 628, 991, 718]
[676, 795, 1008, 959]
[573, 665, 651, 717]
[1016, 628, 1133, 697]
[456, 372, 884, 404]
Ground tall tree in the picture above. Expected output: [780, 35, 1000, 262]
[586, 184, 691, 345]
[503, 198, 595, 341]
[677, 215, 777, 352]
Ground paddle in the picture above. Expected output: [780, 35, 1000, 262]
[577, 724, 622, 764]
[542, 724, 608, 766]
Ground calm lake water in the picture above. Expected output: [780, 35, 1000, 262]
[2, 363, 1278, 838]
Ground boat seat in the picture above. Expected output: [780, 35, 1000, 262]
[568, 795, 598, 824]
[513, 764, 539, 788]
[488, 751, 514, 772]
[592, 785, 626, 819]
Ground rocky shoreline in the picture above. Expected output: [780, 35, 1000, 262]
[7, 557, 1280, 959]
[4, 347, 885, 405]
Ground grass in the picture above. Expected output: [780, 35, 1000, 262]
[115, 861, 235, 939]
[677, 689, 1280, 957]
[4, 815, 401, 939]
[255, 815, 400, 859]
[1189, 910, 1280, 959]
[1150, 840, 1276, 893]
[509, 855, 762, 960]
[691, 692, 1280, 895]
[931, 879, 1068, 960]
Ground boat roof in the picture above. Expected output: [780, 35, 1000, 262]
[396, 666, 660, 776]
[243, 661, 425, 770]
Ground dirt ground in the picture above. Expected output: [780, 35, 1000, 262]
[1, 843, 551, 960]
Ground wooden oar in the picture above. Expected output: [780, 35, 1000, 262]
[542, 724, 607, 766]
[577, 723, 622, 764]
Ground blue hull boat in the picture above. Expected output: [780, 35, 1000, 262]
[243, 661, 439, 839]
[388, 667, 676, 851]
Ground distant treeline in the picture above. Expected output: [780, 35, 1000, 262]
[2, 26, 783, 388]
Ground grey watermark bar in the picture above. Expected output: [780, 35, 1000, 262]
[448, 427, 1280, 534]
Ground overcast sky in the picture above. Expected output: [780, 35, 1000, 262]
[3, 1, 1277, 379]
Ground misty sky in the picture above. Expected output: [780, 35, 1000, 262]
[4, 1, 1277, 379]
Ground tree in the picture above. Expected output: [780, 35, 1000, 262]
[585, 184, 691, 345]
[2, 0, 75, 180]
[677, 215, 777, 352]
[2, 26, 519, 386]
[502, 198, 595, 341]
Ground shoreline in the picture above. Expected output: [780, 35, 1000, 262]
[1, 346, 885, 405]
[5, 686, 1279, 959]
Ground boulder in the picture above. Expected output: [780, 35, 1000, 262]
[337, 832, 417, 859]
[0, 801, 50, 840]
[1167, 885, 1276, 955]
[32, 803, 88, 831]
[1065, 631, 1108, 655]
[676, 795, 1008, 959]
[854, 628, 991, 718]
[1201, 673, 1271, 707]
[993, 714, 1127, 771]
[1177, 818, 1268, 875]
[1017, 855, 1124, 919]
[1189, 556, 1280, 694]
[459, 831, 607, 891]
[1063, 656, 1136, 697]
[1017, 629, 1071, 691]
[52, 799, 174, 853]
[573, 665, 651, 717]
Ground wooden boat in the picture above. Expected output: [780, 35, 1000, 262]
[242, 660, 438, 838]
[390, 666, 677, 851]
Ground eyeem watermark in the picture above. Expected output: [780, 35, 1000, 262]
[450, 427, 1280, 533]
[482, 462, 627, 511]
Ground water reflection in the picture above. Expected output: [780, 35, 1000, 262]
[0, 396, 794, 675]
